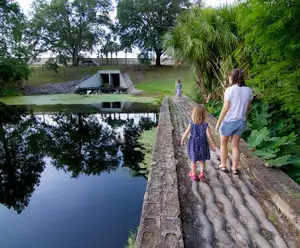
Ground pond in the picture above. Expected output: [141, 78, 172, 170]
[0, 102, 159, 248]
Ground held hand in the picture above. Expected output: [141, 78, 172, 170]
[181, 138, 185, 147]
[210, 143, 216, 151]
[215, 123, 220, 132]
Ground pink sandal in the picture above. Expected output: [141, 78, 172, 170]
[188, 172, 198, 181]
[199, 172, 206, 181]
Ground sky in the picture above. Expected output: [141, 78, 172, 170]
[16, 0, 236, 58]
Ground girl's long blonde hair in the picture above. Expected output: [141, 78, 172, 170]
[191, 104, 207, 125]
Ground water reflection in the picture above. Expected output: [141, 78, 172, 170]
[0, 103, 157, 214]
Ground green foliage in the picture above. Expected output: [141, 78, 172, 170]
[137, 50, 152, 65]
[44, 58, 59, 73]
[205, 100, 222, 118]
[135, 128, 156, 178]
[2, 89, 22, 97]
[57, 54, 70, 67]
[243, 100, 300, 182]
[28, 0, 112, 66]
[117, 0, 190, 66]
[0, 0, 29, 60]
[0, 0, 30, 95]
[239, 0, 300, 120]
[125, 228, 137, 248]
[247, 127, 270, 149]
[164, 6, 240, 101]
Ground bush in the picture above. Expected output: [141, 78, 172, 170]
[0, 57, 30, 96]
[44, 58, 59, 73]
[138, 50, 152, 65]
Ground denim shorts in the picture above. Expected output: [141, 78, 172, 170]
[219, 120, 246, 136]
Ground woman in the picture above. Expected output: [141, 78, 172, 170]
[215, 69, 253, 174]
[175, 79, 182, 98]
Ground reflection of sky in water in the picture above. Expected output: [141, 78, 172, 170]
[0, 159, 146, 248]
[35, 113, 157, 141]
[35, 113, 157, 126]
[0, 112, 156, 248]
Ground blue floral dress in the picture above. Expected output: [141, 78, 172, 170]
[187, 121, 210, 163]
[176, 82, 182, 97]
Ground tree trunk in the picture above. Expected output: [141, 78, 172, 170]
[72, 49, 79, 66]
[155, 50, 162, 66]
[125, 52, 127, 66]
[155, 49, 162, 66]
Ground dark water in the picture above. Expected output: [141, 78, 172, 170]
[0, 102, 158, 248]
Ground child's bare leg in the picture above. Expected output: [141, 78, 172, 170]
[191, 162, 197, 175]
[199, 161, 205, 174]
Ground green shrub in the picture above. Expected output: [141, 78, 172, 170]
[44, 58, 59, 73]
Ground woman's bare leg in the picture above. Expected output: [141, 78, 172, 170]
[220, 135, 229, 168]
[231, 134, 241, 170]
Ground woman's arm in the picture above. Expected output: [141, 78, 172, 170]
[206, 126, 216, 151]
[216, 100, 230, 130]
[246, 100, 252, 120]
[181, 124, 191, 146]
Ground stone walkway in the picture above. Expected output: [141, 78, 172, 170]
[137, 97, 300, 248]
[169, 97, 299, 248]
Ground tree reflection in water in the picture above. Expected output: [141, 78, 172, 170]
[0, 104, 157, 213]
[43, 113, 121, 178]
[0, 103, 46, 214]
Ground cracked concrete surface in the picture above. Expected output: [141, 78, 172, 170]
[137, 96, 300, 248]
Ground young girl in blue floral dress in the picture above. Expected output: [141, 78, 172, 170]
[181, 104, 216, 181]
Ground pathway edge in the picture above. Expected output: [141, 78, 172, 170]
[136, 97, 184, 248]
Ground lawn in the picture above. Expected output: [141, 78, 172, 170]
[26, 65, 196, 97]
[0, 94, 155, 105]
[27, 66, 121, 85]
[132, 66, 196, 98]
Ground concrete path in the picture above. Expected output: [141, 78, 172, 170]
[169, 97, 299, 248]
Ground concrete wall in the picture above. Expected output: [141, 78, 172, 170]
[75, 70, 128, 89]
[136, 97, 184, 248]
[75, 73, 100, 89]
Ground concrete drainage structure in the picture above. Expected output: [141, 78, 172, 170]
[23, 70, 141, 95]
[75, 70, 128, 91]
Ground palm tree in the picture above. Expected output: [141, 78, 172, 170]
[164, 6, 239, 101]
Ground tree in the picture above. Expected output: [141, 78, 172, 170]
[239, 0, 300, 119]
[0, 0, 30, 95]
[164, 6, 239, 100]
[120, 36, 133, 66]
[117, 0, 190, 66]
[28, 0, 112, 66]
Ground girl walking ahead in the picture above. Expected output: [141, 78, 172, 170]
[181, 104, 216, 181]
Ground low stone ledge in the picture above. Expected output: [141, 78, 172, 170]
[23, 75, 91, 95]
[185, 98, 300, 232]
[136, 97, 184, 248]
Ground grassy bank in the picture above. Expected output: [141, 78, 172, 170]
[25, 65, 196, 98]
[133, 66, 195, 98]
[136, 127, 157, 178]
[0, 94, 155, 105]
[27, 66, 120, 85]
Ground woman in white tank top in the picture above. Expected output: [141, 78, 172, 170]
[215, 69, 253, 174]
